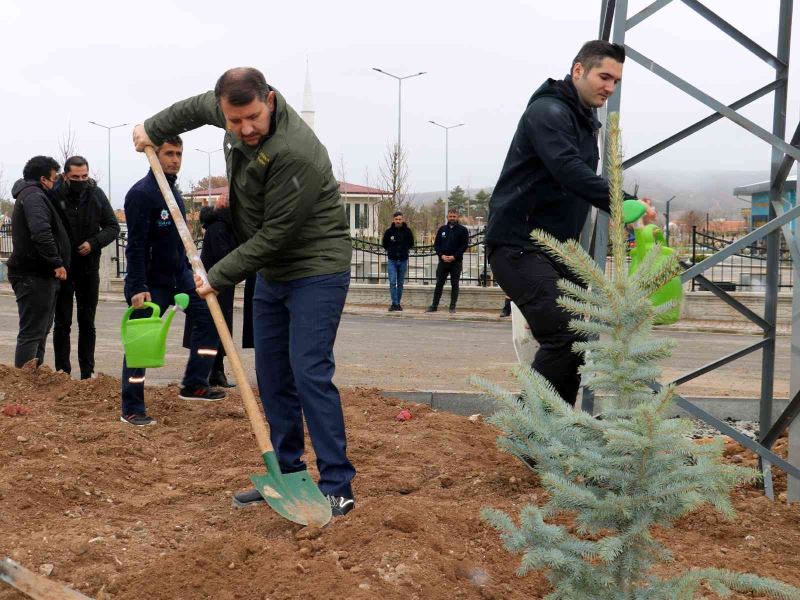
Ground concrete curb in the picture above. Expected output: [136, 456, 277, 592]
[381, 390, 789, 422]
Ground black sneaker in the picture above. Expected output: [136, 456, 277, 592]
[449, 307, 457, 314]
[232, 488, 265, 508]
[178, 385, 225, 401]
[396, 304, 403, 311]
[499, 301, 511, 318]
[388, 304, 398, 312]
[425, 306, 437, 313]
[328, 495, 355, 517]
[209, 371, 235, 388]
[120, 413, 156, 426]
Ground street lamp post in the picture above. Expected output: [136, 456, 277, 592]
[88, 121, 129, 203]
[372, 68, 426, 204]
[195, 148, 224, 207]
[428, 121, 464, 220]
[664, 195, 675, 246]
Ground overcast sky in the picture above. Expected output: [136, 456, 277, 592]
[1, 0, 799, 207]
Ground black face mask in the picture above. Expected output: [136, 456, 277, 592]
[67, 180, 88, 198]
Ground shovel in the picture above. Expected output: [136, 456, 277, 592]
[144, 146, 331, 527]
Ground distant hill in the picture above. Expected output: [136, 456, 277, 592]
[409, 169, 790, 219]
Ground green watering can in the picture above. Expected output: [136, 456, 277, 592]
[622, 199, 683, 325]
[121, 294, 190, 368]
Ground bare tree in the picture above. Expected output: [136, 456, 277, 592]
[378, 142, 411, 212]
[58, 124, 79, 165]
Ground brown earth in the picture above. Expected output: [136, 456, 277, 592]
[0, 364, 799, 600]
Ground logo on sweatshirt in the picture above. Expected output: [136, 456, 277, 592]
[160, 209, 169, 221]
[441, 231, 447, 237]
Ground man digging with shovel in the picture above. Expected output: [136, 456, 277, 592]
[132, 67, 356, 518]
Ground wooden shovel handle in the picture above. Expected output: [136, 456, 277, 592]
[144, 146, 272, 456]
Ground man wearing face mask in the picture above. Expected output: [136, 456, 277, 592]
[7, 156, 70, 368]
[51, 156, 120, 379]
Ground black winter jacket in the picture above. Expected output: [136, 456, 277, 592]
[485, 75, 610, 248]
[434, 222, 469, 261]
[124, 170, 189, 295]
[381, 223, 415, 260]
[53, 180, 120, 276]
[7, 179, 71, 278]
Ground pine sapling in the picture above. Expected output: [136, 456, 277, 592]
[476, 113, 800, 600]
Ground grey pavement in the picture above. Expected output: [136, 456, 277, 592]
[0, 293, 790, 399]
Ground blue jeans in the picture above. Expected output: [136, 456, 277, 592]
[121, 267, 219, 416]
[387, 258, 408, 305]
[253, 271, 355, 498]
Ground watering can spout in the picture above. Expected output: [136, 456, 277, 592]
[121, 293, 191, 369]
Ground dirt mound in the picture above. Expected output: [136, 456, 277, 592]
[0, 365, 799, 599]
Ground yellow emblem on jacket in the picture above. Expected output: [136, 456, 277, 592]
[257, 152, 269, 166]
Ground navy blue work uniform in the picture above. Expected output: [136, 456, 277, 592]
[120, 170, 219, 417]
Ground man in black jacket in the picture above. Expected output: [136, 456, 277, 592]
[7, 156, 70, 368]
[120, 137, 222, 426]
[52, 156, 120, 379]
[427, 209, 469, 314]
[485, 40, 625, 405]
[381, 211, 415, 311]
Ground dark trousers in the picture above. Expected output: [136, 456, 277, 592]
[10, 275, 60, 368]
[252, 271, 355, 498]
[53, 270, 100, 378]
[121, 268, 219, 416]
[490, 246, 585, 406]
[431, 259, 462, 309]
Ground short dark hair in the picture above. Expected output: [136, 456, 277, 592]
[393, 211, 403, 217]
[214, 67, 269, 106]
[64, 155, 88, 173]
[572, 40, 626, 73]
[159, 135, 183, 149]
[448, 208, 459, 215]
[23, 156, 60, 182]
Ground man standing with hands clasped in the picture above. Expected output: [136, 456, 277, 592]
[426, 208, 469, 314]
[381, 210, 414, 311]
[131, 67, 356, 517]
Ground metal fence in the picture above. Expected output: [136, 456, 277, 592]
[691, 226, 794, 292]
[114, 232, 204, 277]
[351, 228, 496, 286]
[0, 224, 11, 257]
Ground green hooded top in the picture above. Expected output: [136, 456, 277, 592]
[144, 88, 351, 288]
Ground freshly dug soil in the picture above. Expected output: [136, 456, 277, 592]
[0, 364, 799, 600]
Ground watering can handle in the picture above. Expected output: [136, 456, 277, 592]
[120, 302, 162, 338]
[143, 146, 273, 457]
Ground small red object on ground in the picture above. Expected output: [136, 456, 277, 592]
[1, 404, 30, 417]
[395, 408, 412, 422]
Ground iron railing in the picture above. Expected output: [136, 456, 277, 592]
[691, 226, 793, 292]
[114, 231, 204, 277]
[351, 228, 495, 286]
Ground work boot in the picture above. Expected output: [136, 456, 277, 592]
[178, 385, 226, 401]
[425, 306, 437, 313]
[209, 370, 235, 388]
[327, 495, 355, 517]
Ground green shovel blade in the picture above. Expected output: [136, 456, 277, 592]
[250, 451, 332, 527]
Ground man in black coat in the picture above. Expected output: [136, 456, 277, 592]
[427, 208, 469, 314]
[381, 210, 415, 311]
[183, 203, 255, 387]
[7, 156, 70, 368]
[485, 40, 625, 406]
[52, 156, 120, 379]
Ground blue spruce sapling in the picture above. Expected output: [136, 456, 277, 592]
[477, 113, 800, 599]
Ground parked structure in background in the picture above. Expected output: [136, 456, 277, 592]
[734, 176, 797, 232]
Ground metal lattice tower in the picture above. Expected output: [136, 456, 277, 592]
[589, 0, 800, 500]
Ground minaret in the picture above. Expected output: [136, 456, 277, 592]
[301, 58, 315, 131]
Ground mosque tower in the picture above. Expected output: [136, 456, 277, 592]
[301, 59, 315, 131]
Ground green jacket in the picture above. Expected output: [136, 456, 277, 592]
[144, 88, 352, 287]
